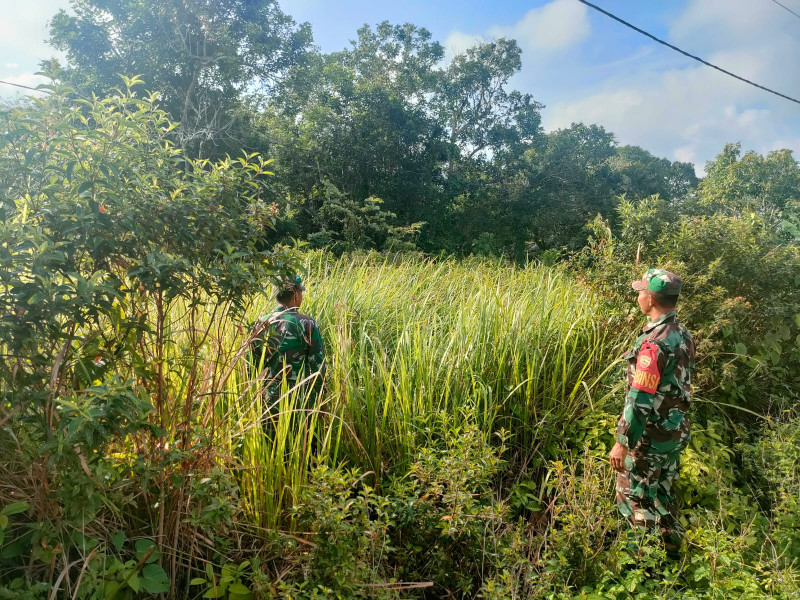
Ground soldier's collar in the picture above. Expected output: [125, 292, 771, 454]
[642, 310, 677, 332]
[275, 305, 299, 312]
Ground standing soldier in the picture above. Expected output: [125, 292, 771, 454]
[250, 275, 326, 423]
[609, 269, 695, 557]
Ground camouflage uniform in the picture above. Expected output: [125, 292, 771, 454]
[616, 269, 695, 551]
[250, 278, 326, 414]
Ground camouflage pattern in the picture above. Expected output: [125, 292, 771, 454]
[616, 309, 696, 549]
[250, 306, 326, 407]
[275, 274, 306, 293]
[631, 268, 683, 295]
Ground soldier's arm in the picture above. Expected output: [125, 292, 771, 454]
[616, 340, 667, 449]
[617, 388, 655, 449]
[305, 320, 326, 378]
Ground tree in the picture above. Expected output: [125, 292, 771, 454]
[261, 22, 448, 229]
[434, 39, 543, 161]
[698, 143, 800, 226]
[0, 75, 296, 453]
[609, 145, 698, 201]
[48, 0, 312, 157]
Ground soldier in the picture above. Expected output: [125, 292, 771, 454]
[250, 275, 326, 422]
[609, 268, 695, 557]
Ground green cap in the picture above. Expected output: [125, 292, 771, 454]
[631, 268, 682, 295]
[275, 274, 306, 293]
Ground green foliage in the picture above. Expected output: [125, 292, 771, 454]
[273, 466, 396, 599]
[385, 422, 509, 597]
[0, 79, 297, 594]
[300, 181, 409, 252]
[739, 412, 800, 566]
[575, 144, 800, 409]
[190, 560, 254, 600]
[48, 0, 312, 157]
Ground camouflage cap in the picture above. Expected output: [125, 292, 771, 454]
[275, 274, 306, 293]
[631, 268, 682, 295]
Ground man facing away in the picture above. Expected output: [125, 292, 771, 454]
[609, 268, 696, 557]
[249, 275, 326, 421]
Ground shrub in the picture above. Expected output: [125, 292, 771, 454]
[0, 77, 297, 593]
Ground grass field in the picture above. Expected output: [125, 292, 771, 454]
[5, 252, 798, 598]
[192, 252, 630, 527]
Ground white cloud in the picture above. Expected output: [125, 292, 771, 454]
[487, 0, 590, 52]
[543, 0, 800, 173]
[444, 0, 590, 60]
[0, 0, 67, 63]
[0, 72, 50, 96]
[442, 31, 484, 60]
[0, 0, 68, 98]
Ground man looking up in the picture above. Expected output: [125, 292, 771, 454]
[250, 275, 326, 420]
[609, 269, 695, 558]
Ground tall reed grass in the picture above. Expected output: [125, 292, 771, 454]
[173, 252, 629, 528]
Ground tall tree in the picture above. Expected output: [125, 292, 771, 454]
[434, 39, 542, 162]
[698, 143, 800, 223]
[260, 22, 448, 230]
[48, 0, 312, 157]
[609, 145, 698, 201]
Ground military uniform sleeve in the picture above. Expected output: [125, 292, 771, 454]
[305, 320, 326, 378]
[616, 340, 667, 449]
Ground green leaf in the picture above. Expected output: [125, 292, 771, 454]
[111, 530, 126, 552]
[189, 578, 207, 586]
[0, 515, 8, 529]
[1, 502, 30, 516]
[228, 582, 250, 594]
[104, 581, 121, 599]
[134, 538, 160, 563]
[77, 181, 94, 197]
[734, 342, 747, 356]
[141, 563, 170, 594]
[1, 542, 23, 559]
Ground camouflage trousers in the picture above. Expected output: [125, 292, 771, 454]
[616, 448, 683, 551]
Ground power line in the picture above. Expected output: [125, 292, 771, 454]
[0, 79, 50, 94]
[577, 0, 800, 106]
[767, 0, 800, 21]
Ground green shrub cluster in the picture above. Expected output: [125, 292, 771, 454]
[2, 85, 799, 599]
[574, 144, 800, 414]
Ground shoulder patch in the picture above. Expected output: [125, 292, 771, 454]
[632, 341, 660, 394]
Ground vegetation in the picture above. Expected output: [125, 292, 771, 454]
[43, 1, 698, 258]
[1, 0, 799, 597]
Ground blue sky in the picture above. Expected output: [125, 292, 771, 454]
[3, 0, 799, 174]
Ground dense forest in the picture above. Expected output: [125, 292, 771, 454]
[41, 0, 707, 257]
[1, 0, 799, 598]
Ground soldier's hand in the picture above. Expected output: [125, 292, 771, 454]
[609, 442, 628, 473]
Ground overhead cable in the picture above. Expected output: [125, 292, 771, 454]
[767, 0, 800, 21]
[0, 79, 50, 94]
[577, 0, 800, 106]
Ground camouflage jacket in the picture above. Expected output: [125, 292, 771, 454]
[250, 306, 326, 400]
[616, 310, 695, 455]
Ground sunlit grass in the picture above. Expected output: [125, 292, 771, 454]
[162, 252, 627, 528]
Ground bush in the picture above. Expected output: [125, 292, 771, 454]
[0, 77, 297, 594]
[575, 196, 800, 413]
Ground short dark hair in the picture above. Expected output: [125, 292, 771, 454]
[276, 288, 295, 305]
[653, 291, 679, 309]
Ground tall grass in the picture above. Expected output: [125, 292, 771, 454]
[178, 252, 629, 528]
